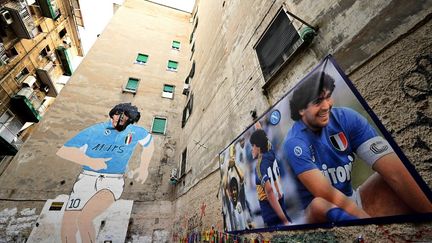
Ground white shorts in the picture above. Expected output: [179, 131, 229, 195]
[65, 170, 125, 211]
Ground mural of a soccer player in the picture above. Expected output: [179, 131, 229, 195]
[56, 103, 154, 243]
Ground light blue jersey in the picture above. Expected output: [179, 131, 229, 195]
[64, 121, 152, 174]
[283, 107, 378, 209]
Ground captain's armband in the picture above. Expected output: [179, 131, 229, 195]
[356, 136, 394, 166]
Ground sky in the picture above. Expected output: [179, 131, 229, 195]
[78, 0, 195, 55]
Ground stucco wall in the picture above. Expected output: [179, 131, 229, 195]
[173, 0, 432, 241]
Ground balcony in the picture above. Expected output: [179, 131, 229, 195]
[11, 88, 42, 123]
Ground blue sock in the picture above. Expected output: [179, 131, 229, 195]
[326, 207, 358, 222]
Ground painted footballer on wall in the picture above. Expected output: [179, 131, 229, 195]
[219, 55, 432, 232]
[28, 103, 154, 243]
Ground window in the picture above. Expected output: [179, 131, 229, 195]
[192, 8, 198, 23]
[162, 84, 175, 99]
[14, 67, 29, 82]
[39, 46, 51, 61]
[167, 60, 178, 71]
[189, 61, 195, 78]
[254, 8, 304, 82]
[135, 53, 148, 64]
[151, 117, 167, 135]
[59, 28, 67, 38]
[182, 93, 193, 127]
[4, 47, 18, 60]
[172, 40, 181, 50]
[184, 76, 191, 85]
[189, 18, 198, 43]
[0, 110, 23, 145]
[190, 42, 195, 60]
[123, 77, 140, 94]
[183, 79, 190, 95]
[182, 62, 195, 95]
[180, 148, 187, 177]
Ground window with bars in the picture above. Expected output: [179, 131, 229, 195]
[172, 40, 181, 50]
[254, 8, 304, 82]
[167, 60, 178, 71]
[151, 117, 167, 135]
[162, 84, 175, 99]
[123, 77, 140, 94]
[135, 53, 149, 64]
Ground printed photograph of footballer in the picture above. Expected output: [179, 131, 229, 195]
[56, 103, 154, 243]
[221, 144, 252, 231]
[218, 56, 432, 232]
[250, 122, 291, 227]
[283, 70, 432, 223]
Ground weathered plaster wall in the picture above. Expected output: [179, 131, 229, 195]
[171, 171, 223, 242]
[126, 200, 174, 242]
[175, 0, 432, 197]
[0, 201, 43, 243]
[348, 17, 432, 187]
[173, 0, 432, 241]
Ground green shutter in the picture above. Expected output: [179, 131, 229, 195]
[126, 78, 139, 90]
[152, 117, 167, 134]
[172, 41, 180, 49]
[136, 54, 148, 63]
[163, 84, 174, 93]
[168, 60, 178, 69]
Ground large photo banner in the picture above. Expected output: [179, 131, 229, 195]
[219, 55, 432, 232]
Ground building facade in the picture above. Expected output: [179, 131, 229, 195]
[0, 0, 431, 242]
[173, 0, 432, 241]
[0, 0, 82, 159]
[0, 0, 191, 241]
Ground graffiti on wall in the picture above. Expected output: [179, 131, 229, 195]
[172, 201, 224, 243]
[398, 54, 432, 153]
[172, 212, 203, 242]
[400, 54, 432, 102]
[27, 103, 154, 242]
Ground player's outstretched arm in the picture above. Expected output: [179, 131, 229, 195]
[56, 146, 109, 170]
[373, 153, 432, 213]
[228, 158, 245, 184]
[133, 139, 155, 184]
[298, 169, 370, 218]
[264, 181, 290, 225]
